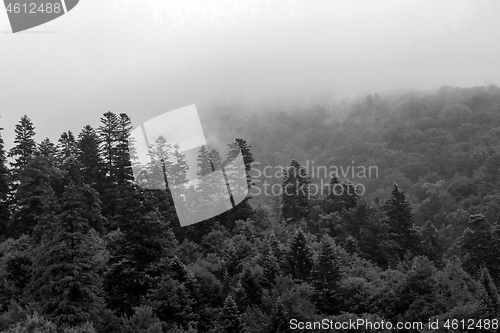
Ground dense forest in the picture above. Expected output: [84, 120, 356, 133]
[2, 85, 500, 332]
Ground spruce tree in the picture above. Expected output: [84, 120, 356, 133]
[97, 111, 119, 181]
[266, 297, 289, 333]
[197, 146, 213, 178]
[421, 220, 443, 266]
[26, 182, 107, 327]
[38, 138, 58, 160]
[324, 176, 357, 215]
[226, 138, 254, 190]
[97, 112, 135, 221]
[383, 183, 422, 260]
[196, 146, 226, 205]
[77, 126, 103, 187]
[239, 268, 262, 306]
[457, 213, 500, 283]
[115, 113, 134, 185]
[478, 267, 500, 318]
[224, 139, 255, 225]
[0, 128, 10, 239]
[169, 256, 189, 283]
[122, 306, 163, 333]
[187, 146, 227, 230]
[260, 248, 280, 290]
[144, 135, 172, 189]
[281, 160, 311, 222]
[220, 295, 241, 333]
[8, 115, 36, 184]
[57, 131, 78, 163]
[104, 206, 170, 316]
[170, 144, 189, 187]
[196, 146, 227, 201]
[0, 236, 32, 312]
[311, 236, 342, 315]
[398, 256, 440, 322]
[9, 155, 60, 238]
[286, 229, 313, 281]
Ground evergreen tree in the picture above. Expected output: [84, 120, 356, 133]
[144, 135, 172, 190]
[457, 213, 500, 283]
[77, 126, 103, 187]
[170, 144, 189, 187]
[260, 248, 280, 290]
[239, 268, 262, 306]
[105, 206, 170, 316]
[170, 256, 189, 283]
[226, 138, 254, 190]
[286, 229, 313, 281]
[281, 160, 311, 222]
[311, 236, 342, 315]
[478, 267, 500, 318]
[224, 139, 255, 225]
[122, 306, 163, 333]
[220, 295, 241, 333]
[145, 275, 198, 330]
[184, 146, 227, 233]
[196, 146, 226, 206]
[98, 111, 119, 181]
[266, 297, 289, 333]
[26, 182, 107, 327]
[9, 155, 60, 238]
[57, 131, 78, 163]
[62, 158, 105, 233]
[8, 115, 37, 183]
[37, 138, 57, 160]
[398, 256, 441, 322]
[0, 128, 10, 239]
[323, 176, 357, 215]
[421, 220, 443, 266]
[197, 146, 213, 178]
[0, 236, 32, 312]
[97, 112, 136, 221]
[115, 113, 134, 185]
[383, 183, 422, 260]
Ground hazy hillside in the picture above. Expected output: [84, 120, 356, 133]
[2, 86, 500, 332]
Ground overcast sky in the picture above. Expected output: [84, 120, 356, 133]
[1, 0, 500, 149]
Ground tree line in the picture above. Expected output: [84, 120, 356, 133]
[1, 86, 500, 332]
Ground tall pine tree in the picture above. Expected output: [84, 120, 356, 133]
[98, 111, 119, 182]
[383, 183, 422, 260]
[457, 213, 500, 284]
[8, 115, 36, 184]
[0, 128, 10, 239]
[281, 160, 311, 222]
[26, 182, 107, 327]
[286, 229, 313, 281]
[311, 236, 342, 315]
[57, 131, 78, 163]
[9, 155, 60, 238]
[115, 113, 134, 185]
[77, 126, 104, 187]
[38, 138, 58, 160]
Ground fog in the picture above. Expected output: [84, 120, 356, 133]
[1, 0, 499, 148]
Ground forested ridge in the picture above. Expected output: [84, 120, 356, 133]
[1, 85, 500, 332]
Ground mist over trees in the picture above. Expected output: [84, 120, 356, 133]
[1, 85, 500, 332]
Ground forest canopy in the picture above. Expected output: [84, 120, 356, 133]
[1, 85, 500, 332]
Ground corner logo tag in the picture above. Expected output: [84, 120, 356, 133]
[129, 105, 249, 227]
[3, 0, 79, 33]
